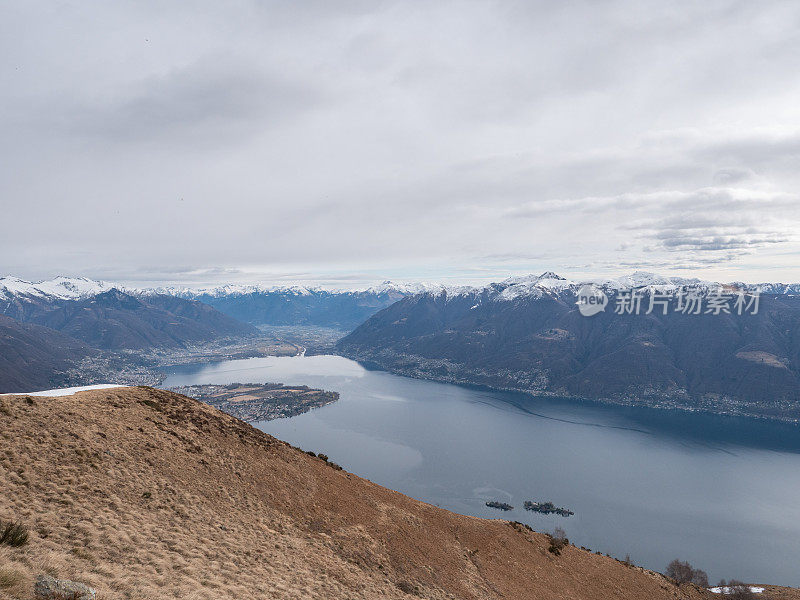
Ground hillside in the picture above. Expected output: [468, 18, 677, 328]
[338, 273, 800, 421]
[23, 290, 257, 350]
[0, 386, 721, 600]
[0, 285, 262, 391]
[0, 315, 97, 392]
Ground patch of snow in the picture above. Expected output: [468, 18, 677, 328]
[751, 282, 800, 295]
[364, 280, 445, 295]
[709, 585, 764, 594]
[166, 283, 321, 298]
[491, 272, 575, 302]
[1, 384, 128, 397]
[0, 276, 40, 299]
[596, 271, 714, 291]
[502, 271, 571, 288]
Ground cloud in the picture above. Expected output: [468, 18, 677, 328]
[58, 58, 322, 147]
[2, 0, 800, 285]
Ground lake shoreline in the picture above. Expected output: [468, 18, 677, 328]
[338, 351, 800, 425]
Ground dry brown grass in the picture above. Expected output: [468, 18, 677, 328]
[0, 387, 746, 599]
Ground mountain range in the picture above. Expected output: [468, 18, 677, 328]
[338, 272, 800, 421]
[5, 273, 800, 419]
[0, 277, 432, 331]
[164, 281, 439, 330]
[0, 278, 259, 392]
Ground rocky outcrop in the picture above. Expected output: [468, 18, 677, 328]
[34, 575, 96, 600]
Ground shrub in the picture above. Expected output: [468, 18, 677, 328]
[0, 521, 29, 547]
[548, 527, 569, 555]
[509, 521, 534, 533]
[665, 559, 708, 586]
[0, 567, 25, 590]
[726, 580, 756, 600]
[397, 580, 420, 595]
[140, 399, 163, 412]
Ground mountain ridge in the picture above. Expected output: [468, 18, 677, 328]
[337, 275, 800, 421]
[5, 273, 800, 332]
[0, 315, 98, 392]
[7, 271, 800, 301]
[0, 287, 260, 392]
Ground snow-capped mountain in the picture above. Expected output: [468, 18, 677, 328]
[2, 273, 798, 332]
[0, 276, 442, 331]
[421, 271, 800, 305]
[146, 283, 317, 299]
[153, 280, 447, 299]
[172, 282, 426, 329]
[338, 271, 800, 420]
[0, 276, 118, 300]
[0, 277, 258, 361]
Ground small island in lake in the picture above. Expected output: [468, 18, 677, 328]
[524, 500, 573, 517]
[485, 501, 514, 511]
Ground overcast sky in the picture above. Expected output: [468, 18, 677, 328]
[2, 0, 800, 287]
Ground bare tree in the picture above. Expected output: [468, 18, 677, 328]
[547, 527, 569, 555]
[665, 559, 708, 586]
[666, 559, 692, 583]
[692, 569, 709, 587]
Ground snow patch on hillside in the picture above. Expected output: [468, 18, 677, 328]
[709, 585, 764, 594]
[495, 272, 575, 301]
[1, 384, 128, 397]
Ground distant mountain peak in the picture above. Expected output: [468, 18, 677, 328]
[538, 271, 565, 280]
[0, 276, 116, 300]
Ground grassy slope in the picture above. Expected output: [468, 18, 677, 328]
[0, 387, 763, 599]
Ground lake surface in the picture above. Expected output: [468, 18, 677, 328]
[162, 354, 800, 586]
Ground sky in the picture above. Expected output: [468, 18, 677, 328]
[2, 0, 800, 288]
